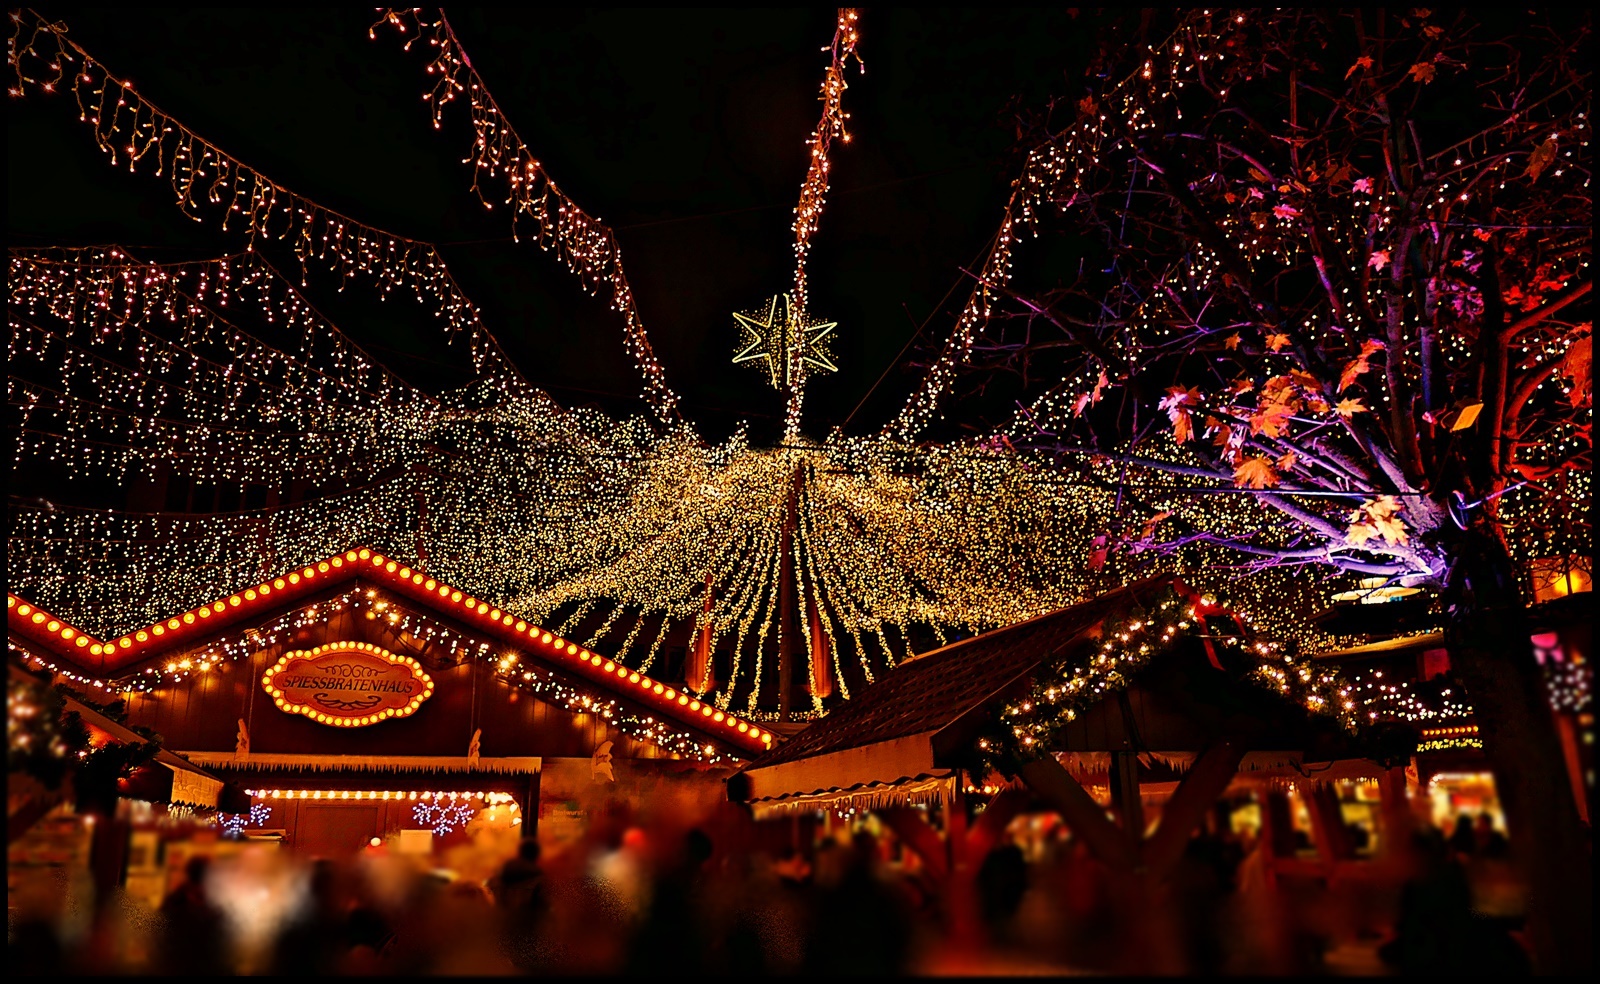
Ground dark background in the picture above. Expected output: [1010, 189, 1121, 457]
[8, 7, 1099, 447]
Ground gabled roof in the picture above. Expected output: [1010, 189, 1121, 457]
[747, 578, 1175, 772]
[733, 575, 1367, 809]
[8, 547, 771, 755]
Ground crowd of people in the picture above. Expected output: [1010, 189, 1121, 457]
[8, 799, 1542, 976]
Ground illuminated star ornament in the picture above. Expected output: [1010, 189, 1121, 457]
[731, 293, 838, 393]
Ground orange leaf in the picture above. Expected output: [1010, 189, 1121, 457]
[1250, 403, 1295, 438]
[1172, 408, 1194, 444]
[1345, 521, 1379, 547]
[1525, 137, 1558, 183]
[1560, 335, 1591, 407]
[1339, 356, 1369, 392]
[1373, 514, 1410, 545]
[1265, 333, 1292, 352]
[1335, 397, 1368, 417]
[1276, 451, 1298, 471]
[1233, 456, 1280, 489]
[1345, 55, 1374, 79]
[1408, 61, 1436, 84]
[1224, 333, 1242, 350]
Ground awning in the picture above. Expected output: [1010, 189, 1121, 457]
[178, 752, 542, 775]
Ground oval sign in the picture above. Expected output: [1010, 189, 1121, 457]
[262, 641, 433, 727]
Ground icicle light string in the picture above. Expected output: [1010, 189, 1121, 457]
[8, 9, 529, 390]
[371, 7, 680, 422]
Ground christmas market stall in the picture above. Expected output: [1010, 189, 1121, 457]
[730, 576, 1416, 900]
[9, 547, 773, 885]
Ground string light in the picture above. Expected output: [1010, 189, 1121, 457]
[369, 7, 679, 421]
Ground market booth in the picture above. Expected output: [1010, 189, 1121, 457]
[730, 577, 1411, 896]
[9, 548, 772, 873]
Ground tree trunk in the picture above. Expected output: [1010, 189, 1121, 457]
[1445, 526, 1592, 974]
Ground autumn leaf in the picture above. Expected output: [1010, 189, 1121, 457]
[1338, 339, 1386, 391]
[1276, 451, 1298, 471]
[1345, 55, 1374, 79]
[1265, 333, 1292, 352]
[1273, 204, 1300, 219]
[1373, 514, 1410, 545]
[1289, 369, 1323, 391]
[1078, 95, 1098, 117]
[1224, 191, 1239, 204]
[1352, 177, 1373, 194]
[1367, 495, 1402, 520]
[1472, 228, 1492, 242]
[1335, 397, 1368, 417]
[1159, 386, 1202, 443]
[1423, 24, 1444, 39]
[1347, 497, 1409, 547]
[1233, 456, 1280, 489]
[1073, 370, 1112, 416]
[1225, 333, 1242, 350]
[1346, 521, 1379, 548]
[1368, 249, 1391, 270]
[1560, 334, 1592, 407]
[1249, 168, 1272, 183]
[1251, 402, 1295, 438]
[1140, 511, 1172, 541]
[1525, 137, 1558, 182]
[1408, 61, 1436, 84]
[1172, 412, 1194, 444]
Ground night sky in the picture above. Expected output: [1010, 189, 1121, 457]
[9, 7, 1098, 445]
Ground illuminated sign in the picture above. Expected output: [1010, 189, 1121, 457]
[262, 641, 433, 727]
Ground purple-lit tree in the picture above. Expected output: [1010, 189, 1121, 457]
[942, 9, 1590, 970]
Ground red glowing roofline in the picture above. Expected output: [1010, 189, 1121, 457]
[7, 547, 772, 752]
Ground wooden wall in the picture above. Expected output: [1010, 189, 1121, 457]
[122, 605, 676, 762]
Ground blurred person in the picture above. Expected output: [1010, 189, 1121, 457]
[1474, 814, 1510, 859]
[1448, 814, 1477, 858]
[1377, 828, 1531, 974]
[802, 831, 912, 975]
[592, 826, 652, 923]
[8, 911, 67, 975]
[976, 843, 1029, 944]
[625, 828, 713, 974]
[492, 838, 549, 971]
[268, 859, 350, 976]
[155, 854, 230, 976]
[1223, 830, 1296, 974]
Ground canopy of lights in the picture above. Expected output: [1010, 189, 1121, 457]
[7, 8, 1586, 721]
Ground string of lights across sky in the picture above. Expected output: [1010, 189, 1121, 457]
[6, 8, 1586, 719]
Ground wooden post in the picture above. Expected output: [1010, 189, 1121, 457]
[1017, 756, 1136, 870]
[1261, 788, 1296, 859]
[1110, 750, 1145, 859]
[1304, 784, 1351, 881]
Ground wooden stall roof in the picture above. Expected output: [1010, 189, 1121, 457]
[8, 547, 770, 756]
[747, 578, 1174, 773]
[1315, 631, 1445, 661]
[735, 576, 1372, 812]
[734, 579, 1178, 808]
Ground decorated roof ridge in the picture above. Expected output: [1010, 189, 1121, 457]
[6, 547, 773, 753]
